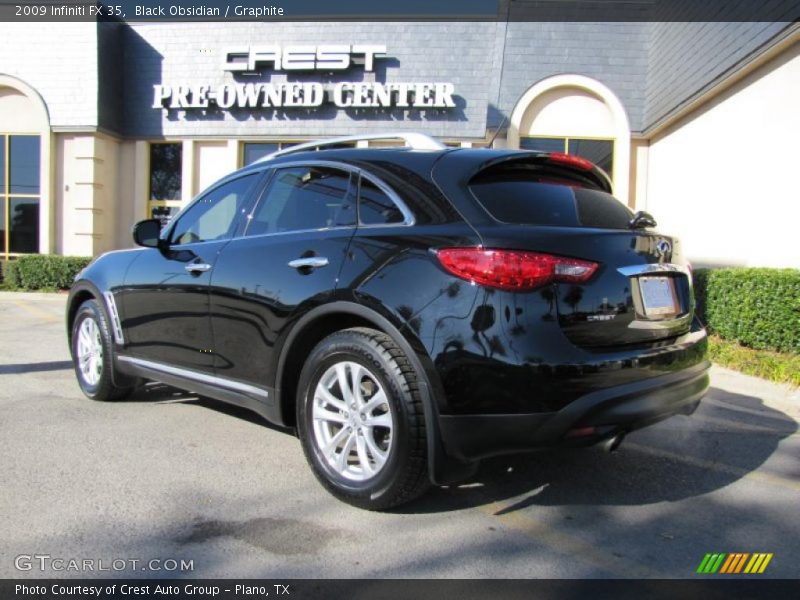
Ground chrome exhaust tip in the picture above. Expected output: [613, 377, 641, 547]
[603, 432, 625, 453]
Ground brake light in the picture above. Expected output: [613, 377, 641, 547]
[435, 248, 598, 291]
[547, 152, 594, 171]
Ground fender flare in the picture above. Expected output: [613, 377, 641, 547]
[275, 300, 476, 486]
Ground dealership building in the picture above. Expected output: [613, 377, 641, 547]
[0, 15, 798, 267]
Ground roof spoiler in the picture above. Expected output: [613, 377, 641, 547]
[476, 151, 614, 194]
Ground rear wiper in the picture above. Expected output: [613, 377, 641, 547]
[629, 211, 657, 229]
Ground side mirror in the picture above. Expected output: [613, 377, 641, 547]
[132, 219, 164, 248]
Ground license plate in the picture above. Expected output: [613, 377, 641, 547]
[639, 276, 678, 316]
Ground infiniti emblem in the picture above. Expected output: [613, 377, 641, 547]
[655, 239, 672, 257]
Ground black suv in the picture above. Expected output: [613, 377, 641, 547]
[67, 133, 709, 509]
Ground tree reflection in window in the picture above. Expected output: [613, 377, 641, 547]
[149, 143, 182, 200]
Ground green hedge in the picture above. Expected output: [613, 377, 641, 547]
[3, 255, 92, 290]
[694, 268, 800, 354]
[0, 259, 20, 288]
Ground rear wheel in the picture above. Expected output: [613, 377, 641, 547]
[71, 299, 136, 401]
[297, 327, 429, 510]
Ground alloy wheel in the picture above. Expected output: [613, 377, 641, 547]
[311, 361, 394, 481]
[76, 317, 103, 386]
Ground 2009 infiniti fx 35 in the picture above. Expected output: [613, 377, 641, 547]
[67, 132, 709, 509]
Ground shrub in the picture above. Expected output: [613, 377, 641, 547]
[693, 268, 800, 354]
[0, 259, 20, 289]
[10, 255, 93, 290]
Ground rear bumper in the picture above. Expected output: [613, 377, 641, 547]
[438, 360, 710, 462]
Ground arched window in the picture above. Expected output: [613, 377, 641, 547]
[507, 75, 631, 203]
[0, 76, 49, 258]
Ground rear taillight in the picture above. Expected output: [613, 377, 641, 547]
[435, 248, 598, 291]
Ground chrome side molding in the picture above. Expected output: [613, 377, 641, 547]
[117, 356, 270, 401]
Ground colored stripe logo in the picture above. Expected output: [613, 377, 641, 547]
[696, 553, 773, 574]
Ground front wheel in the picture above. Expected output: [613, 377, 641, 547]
[297, 327, 429, 510]
[71, 299, 136, 401]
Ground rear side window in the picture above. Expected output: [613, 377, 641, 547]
[246, 166, 355, 236]
[469, 169, 632, 229]
[359, 176, 405, 225]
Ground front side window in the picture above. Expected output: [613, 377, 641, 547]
[246, 166, 354, 237]
[1, 134, 41, 257]
[169, 174, 259, 245]
[149, 143, 183, 227]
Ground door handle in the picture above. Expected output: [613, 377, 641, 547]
[288, 257, 329, 269]
[185, 262, 212, 273]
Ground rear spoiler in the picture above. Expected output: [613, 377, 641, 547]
[473, 151, 613, 194]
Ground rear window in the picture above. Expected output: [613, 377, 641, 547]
[469, 170, 633, 229]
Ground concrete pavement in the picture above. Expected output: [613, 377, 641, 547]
[1, 292, 797, 579]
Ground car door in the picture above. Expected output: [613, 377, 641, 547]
[120, 171, 264, 372]
[208, 163, 357, 397]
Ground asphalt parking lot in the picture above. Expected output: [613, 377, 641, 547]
[1, 292, 798, 579]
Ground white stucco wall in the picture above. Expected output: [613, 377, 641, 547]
[644, 42, 800, 268]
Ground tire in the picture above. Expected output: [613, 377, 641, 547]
[297, 327, 429, 510]
[70, 299, 136, 401]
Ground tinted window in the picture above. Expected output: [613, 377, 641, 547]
[243, 143, 279, 166]
[170, 174, 258, 245]
[150, 143, 182, 200]
[1, 135, 41, 256]
[471, 175, 579, 227]
[359, 177, 404, 225]
[246, 166, 354, 236]
[9, 197, 39, 253]
[470, 170, 632, 229]
[0, 199, 5, 253]
[9, 136, 40, 194]
[519, 137, 564, 153]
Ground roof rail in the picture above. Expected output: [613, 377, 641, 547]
[259, 132, 446, 161]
